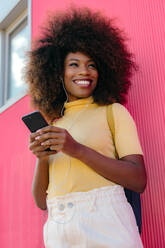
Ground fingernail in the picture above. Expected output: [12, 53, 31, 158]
[35, 136, 40, 140]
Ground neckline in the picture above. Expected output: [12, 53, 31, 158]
[64, 96, 94, 110]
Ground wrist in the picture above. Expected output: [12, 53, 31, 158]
[37, 157, 49, 164]
[73, 142, 86, 160]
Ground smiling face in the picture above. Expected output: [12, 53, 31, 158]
[64, 52, 98, 102]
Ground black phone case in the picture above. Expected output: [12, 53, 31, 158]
[22, 111, 48, 133]
[22, 111, 50, 151]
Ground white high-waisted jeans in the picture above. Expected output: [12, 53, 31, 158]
[43, 185, 143, 248]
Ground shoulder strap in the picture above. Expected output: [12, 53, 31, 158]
[106, 105, 115, 139]
[106, 104, 142, 234]
[106, 105, 118, 159]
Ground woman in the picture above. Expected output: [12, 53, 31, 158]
[25, 7, 146, 247]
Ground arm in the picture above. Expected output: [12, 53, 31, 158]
[36, 126, 147, 193]
[31, 158, 49, 210]
[29, 131, 57, 210]
[74, 144, 146, 193]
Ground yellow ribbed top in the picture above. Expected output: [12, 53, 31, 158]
[47, 97, 143, 198]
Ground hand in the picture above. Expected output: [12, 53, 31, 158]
[29, 129, 57, 159]
[34, 126, 80, 157]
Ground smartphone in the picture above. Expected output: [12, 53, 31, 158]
[22, 111, 50, 151]
[22, 111, 48, 132]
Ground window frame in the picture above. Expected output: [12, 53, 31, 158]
[0, 0, 31, 113]
[5, 13, 28, 101]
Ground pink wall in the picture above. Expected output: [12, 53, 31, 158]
[0, 0, 164, 247]
[124, 1, 165, 246]
[0, 96, 47, 247]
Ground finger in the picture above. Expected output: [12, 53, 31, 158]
[35, 145, 51, 152]
[29, 138, 51, 152]
[40, 138, 64, 146]
[29, 139, 41, 150]
[49, 144, 63, 151]
[29, 143, 49, 153]
[37, 125, 65, 134]
[35, 132, 65, 143]
[29, 132, 41, 142]
[31, 145, 54, 155]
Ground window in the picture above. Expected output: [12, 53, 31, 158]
[0, 0, 30, 112]
[7, 18, 28, 100]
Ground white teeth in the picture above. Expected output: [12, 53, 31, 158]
[75, 80, 90, 85]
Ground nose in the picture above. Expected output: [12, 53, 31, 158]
[78, 65, 90, 75]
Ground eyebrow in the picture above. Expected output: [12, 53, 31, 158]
[67, 58, 95, 62]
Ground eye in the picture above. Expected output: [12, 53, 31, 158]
[88, 63, 97, 69]
[69, 62, 78, 67]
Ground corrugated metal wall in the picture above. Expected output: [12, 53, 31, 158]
[0, 0, 164, 247]
[0, 96, 45, 247]
[126, 1, 165, 247]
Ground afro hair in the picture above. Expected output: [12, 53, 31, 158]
[24, 7, 136, 121]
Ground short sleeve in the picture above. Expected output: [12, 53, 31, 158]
[112, 103, 143, 158]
